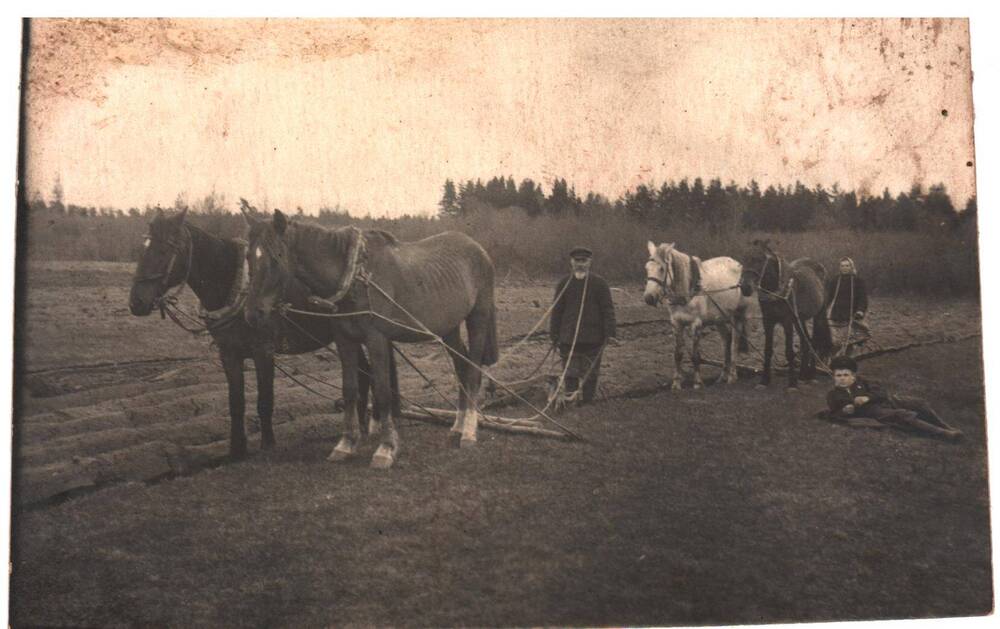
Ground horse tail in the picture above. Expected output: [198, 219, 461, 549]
[812, 312, 833, 360]
[481, 304, 499, 366]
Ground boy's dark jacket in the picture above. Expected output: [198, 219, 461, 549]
[550, 273, 616, 346]
[827, 377, 889, 416]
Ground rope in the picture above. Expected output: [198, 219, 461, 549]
[272, 268, 591, 438]
[276, 310, 452, 423]
[273, 361, 342, 402]
[364, 278, 587, 441]
[278, 290, 562, 387]
[789, 286, 833, 376]
[494, 279, 571, 364]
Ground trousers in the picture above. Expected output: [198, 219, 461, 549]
[558, 343, 604, 403]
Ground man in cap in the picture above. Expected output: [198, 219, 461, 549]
[549, 246, 617, 403]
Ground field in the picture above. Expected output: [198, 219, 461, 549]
[9, 260, 993, 626]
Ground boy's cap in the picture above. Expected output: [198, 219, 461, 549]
[569, 246, 593, 260]
[830, 356, 858, 372]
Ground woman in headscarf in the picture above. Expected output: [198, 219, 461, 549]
[826, 257, 870, 355]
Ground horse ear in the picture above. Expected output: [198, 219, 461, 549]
[238, 198, 256, 226]
[176, 207, 188, 222]
[273, 209, 288, 235]
[647, 241, 657, 258]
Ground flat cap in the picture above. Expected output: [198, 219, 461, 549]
[568, 246, 593, 259]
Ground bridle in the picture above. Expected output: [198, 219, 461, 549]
[746, 246, 787, 302]
[646, 251, 698, 306]
[135, 225, 194, 314]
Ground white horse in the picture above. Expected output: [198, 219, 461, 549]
[643, 241, 754, 390]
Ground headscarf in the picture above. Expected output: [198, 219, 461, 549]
[839, 257, 857, 276]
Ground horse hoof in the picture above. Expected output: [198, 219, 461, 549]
[754, 384, 767, 391]
[671, 382, 683, 392]
[367, 419, 379, 436]
[786, 387, 799, 394]
[371, 446, 395, 469]
[460, 436, 477, 449]
[328, 447, 355, 462]
[692, 382, 703, 390]
[261, 438, 276, 451]
[446, 432, 462, 449]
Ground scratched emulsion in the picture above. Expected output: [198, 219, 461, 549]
[22, 18, 975, 215]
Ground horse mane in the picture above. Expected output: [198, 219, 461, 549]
[287, 219, 359, 256]
[663, 246, 697, 299]
[364, 229, 399, 246]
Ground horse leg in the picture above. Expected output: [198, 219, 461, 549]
[720, 326, 736, 384]
[220, 348, 247, 460]
[252, 345, 276, 450]
[329, 340, 362, 461]
[784, 320, 798, 391]
[672, 322, 685, 391]
[691, 322, 705, 389]
[367, 334, 400, 469]
[443, 329, 470, 448]
[459, 308, 493, 447]
[357, 346, 375, 437]
[758, 318, 774, 389]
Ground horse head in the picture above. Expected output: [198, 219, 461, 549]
[244, 208, 295, 330]
[129, 207, 191, 316]
[741, 240, 781, 299]
[643, 240, 676, 306]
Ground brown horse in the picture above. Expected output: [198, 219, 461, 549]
[244, 209, 498, 469]
[128, 208, 397, 459]
[739, 240, 833, 390]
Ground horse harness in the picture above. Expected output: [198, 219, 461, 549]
[752, 249, 795, 303]
[275, 226, 370, 318]
[198, 239, 251, 333]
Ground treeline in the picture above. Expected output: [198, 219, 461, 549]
[438, 175, 977, 235]
[21, 176, 980, 296]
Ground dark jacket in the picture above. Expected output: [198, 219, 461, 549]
[826, 377, 889, 417]
[550, 273, 616, 346]
[825, 275, 868, 323]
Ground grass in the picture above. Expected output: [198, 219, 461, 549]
[10, 339, 993, 627]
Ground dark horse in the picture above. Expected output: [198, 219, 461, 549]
[244, 209, 498, 469]
[128, 208, 397, 459]
[739, 240, 833, 390]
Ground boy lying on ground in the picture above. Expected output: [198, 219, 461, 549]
[820, 355, 962, 441]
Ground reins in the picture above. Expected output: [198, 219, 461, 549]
[747, 246, 833, 375]
[269, 252, 589, 441]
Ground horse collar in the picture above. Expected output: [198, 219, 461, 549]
[200, 239, 249, 322]
[322, 226, 366, 304]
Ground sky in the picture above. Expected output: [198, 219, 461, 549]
[22, 18, 977, 216]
